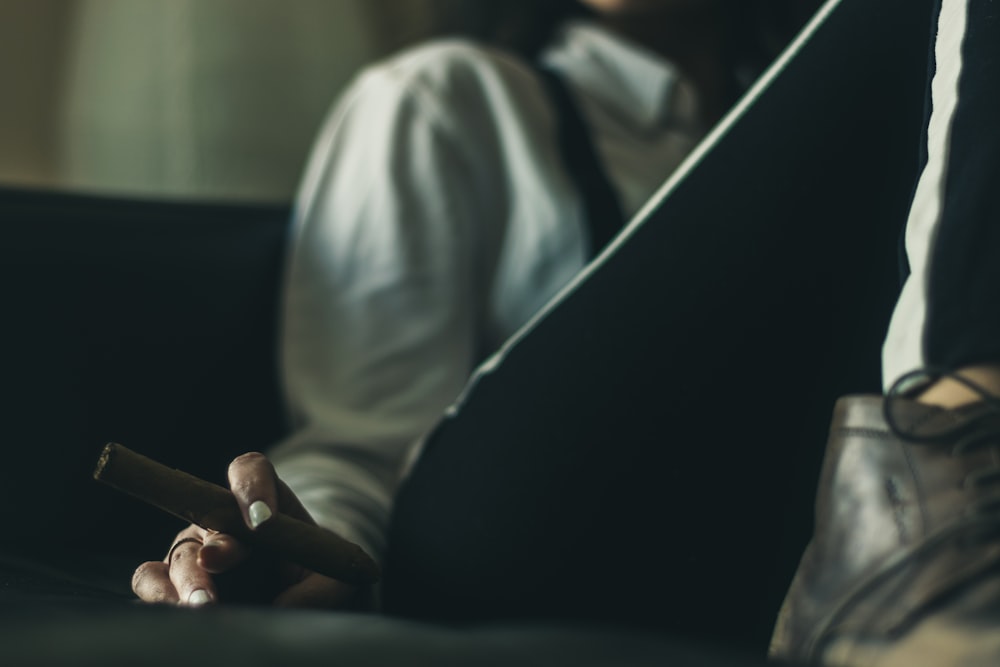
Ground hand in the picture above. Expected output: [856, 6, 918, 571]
[131, 452, 361, 608]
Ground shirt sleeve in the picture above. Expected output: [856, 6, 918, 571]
[268, 63, 497, 564]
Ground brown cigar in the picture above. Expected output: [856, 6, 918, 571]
[93, 442, 380, 586]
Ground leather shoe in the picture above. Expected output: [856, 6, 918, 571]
[769, 390, 1000, 665]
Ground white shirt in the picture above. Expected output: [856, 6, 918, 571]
[269, 21, 703, 563]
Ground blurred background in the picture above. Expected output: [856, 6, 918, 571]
[0, 0, 818, 203]
[0, 0, 450, 202]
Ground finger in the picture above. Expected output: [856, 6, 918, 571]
[167, 536, 216, 606]
[228, 452, 278, 531]
[132, 561, 179, 604]
[163, 524, 210, 563]
[198, 532, 250, 574]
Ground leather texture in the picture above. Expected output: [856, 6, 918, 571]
[770, 396, 1000, 664]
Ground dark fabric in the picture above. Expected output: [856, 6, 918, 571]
[0, 591, 776, 667]
[535, 66, 626, 258]
[0, 188, 290, 561]
[925, 0, 1000, 369]
[898, 0, 942, 281]
[383, 0, 934, 652]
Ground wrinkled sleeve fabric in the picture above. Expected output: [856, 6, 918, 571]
[269, 62, 498, 564]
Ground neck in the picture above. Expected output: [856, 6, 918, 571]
[596, 7, 731, 126]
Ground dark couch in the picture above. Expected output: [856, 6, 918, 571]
[0, 188, 291, 562]
[0, 192, 778, 666]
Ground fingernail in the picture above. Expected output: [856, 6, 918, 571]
[248, 500, 272, 529]
[188, 589, 211, 607]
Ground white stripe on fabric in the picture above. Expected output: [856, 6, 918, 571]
[882, 0, 970, 389]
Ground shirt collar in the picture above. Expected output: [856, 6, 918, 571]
[539, 20, 698, 132]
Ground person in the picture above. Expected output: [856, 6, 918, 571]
[369, 0, 1000, 654]
[131, 0, 809, 610]
[131, 0, 813, 614]
[130, 0, 1000, 660]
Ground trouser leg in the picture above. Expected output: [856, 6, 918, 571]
[771, 3, 1000, 664]
[382, 0, 933, 651]
[882, 0, 1000, 387]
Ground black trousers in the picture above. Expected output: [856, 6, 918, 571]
[382, 0, 941, 652]
[882, 0, 1000, 380]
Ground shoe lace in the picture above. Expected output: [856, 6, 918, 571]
[885, 368, 1000, 523]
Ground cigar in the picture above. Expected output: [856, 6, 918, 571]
[93, 443, 380, 586]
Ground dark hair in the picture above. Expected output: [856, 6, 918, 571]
[434, 0, 823, 97]
[431, 0, 591, 59]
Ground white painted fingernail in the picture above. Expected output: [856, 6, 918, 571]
[248, 500, 272, 529]
[188, 589, 211, 607]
